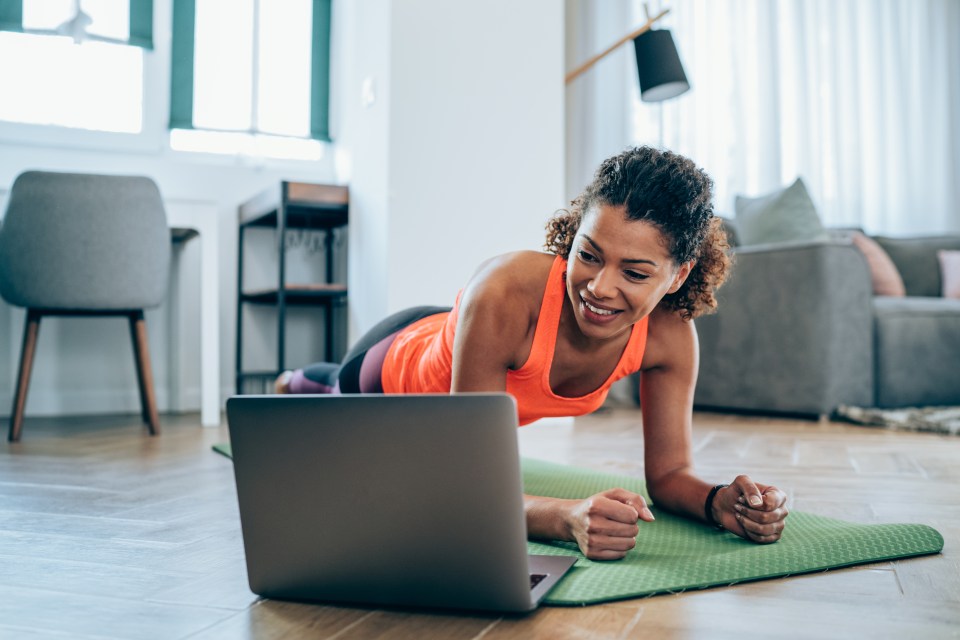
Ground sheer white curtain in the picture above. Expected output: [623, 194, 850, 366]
[567, 0, 960, 234]
[565, 0, 639, 205]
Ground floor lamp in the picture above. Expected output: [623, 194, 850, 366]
[565, 6, 690, 103]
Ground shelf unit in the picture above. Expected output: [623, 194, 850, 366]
[236, 182, 349, 394]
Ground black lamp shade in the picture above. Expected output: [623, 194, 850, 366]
[633, 29, 690, 102]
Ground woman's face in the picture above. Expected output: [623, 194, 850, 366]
[565, 203, 693, 341]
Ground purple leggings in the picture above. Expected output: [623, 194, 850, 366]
[288, 305, 450, 394]
[289, 330, 398, 394]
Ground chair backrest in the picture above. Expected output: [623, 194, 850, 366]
[0, 171, 171, 310]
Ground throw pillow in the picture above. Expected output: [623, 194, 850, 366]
[734, 177, 829, 245]
[938, 250, 960, 299]
[850, 232, 906, 297]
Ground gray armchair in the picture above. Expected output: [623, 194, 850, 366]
[694, 221, 960, 417]
[0, 171, 171, 441]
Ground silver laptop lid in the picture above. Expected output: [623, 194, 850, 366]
[226, 393, 548, 612]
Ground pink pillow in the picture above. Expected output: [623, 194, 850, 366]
[850, 232, 906, 297]
[938, 250, 960, 299]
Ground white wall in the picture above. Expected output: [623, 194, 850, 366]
[332, 0, 393, 342]
[337, 0, 565, 333]
[0, 0, 566, 419]
[385, 1, 564, 314]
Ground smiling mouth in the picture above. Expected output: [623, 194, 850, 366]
[580, 295, 621, 317]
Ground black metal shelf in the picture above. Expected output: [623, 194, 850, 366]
[235, 370, 285, 395]
[240, 205, 348, 230]
[240, 285, 348, 305]
[239, 183, 349, 228]
[236, 182, 349, 394]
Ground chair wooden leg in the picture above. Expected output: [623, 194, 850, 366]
[129, 311, 161, 436]
[9, 310, 42, 442]
[130, 314, 150, 425]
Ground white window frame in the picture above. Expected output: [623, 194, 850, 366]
[168, 0, 330, 163]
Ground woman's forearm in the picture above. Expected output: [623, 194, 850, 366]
[524, 489, 655, 560]
[524, 494, 573, 541]
[646, 468, 714, 523]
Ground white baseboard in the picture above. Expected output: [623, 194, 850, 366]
[0, 385, 199, 418]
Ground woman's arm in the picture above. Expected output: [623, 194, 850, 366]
[641, 307, 789, 542]
[449, 253, 541, 392]
[450, 253, 654, 560]
[639, 306, 708, 518]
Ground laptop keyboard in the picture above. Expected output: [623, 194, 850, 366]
[530, 573, 547, 590]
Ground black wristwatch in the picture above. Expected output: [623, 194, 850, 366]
[704, 483, 728, 529]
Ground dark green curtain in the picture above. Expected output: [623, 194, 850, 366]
[168, 0, 195, 130]
[169, 0, 331, 141]
[129, 0, 154, 49]
[0, 1, 24, 33]
[310, 0, 332, 141]
[0, 1, 153, 49]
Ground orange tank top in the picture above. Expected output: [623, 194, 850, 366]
[380, 255, 649, 425]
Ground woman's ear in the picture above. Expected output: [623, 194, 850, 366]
[667, 261, 695, 294]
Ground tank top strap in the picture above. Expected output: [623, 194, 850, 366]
[513, 255, 567, 377]
[614, 315, 648, 377]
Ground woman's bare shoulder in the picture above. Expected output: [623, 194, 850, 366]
[642, 305, 697, 370]
[455, 252, 558, 369]
[459, 251, 557, 337]
[466, 251, 558, 300]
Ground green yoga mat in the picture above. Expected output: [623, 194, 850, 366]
[213, 444, 943, 605]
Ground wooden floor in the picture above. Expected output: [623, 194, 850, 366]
[2, 408, 958, 639]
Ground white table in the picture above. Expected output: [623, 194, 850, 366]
[166, 200, 221, 427]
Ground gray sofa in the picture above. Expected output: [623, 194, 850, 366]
[694, 221, 960, 417]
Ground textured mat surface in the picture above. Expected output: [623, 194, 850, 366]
[213, 445, 944, 605]
[522, 458, 943, 605]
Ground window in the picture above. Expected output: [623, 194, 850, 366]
[0, 0, 151, 134]
[169, 0, 331, 160]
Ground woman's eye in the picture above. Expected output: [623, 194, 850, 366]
[577, 250, 598, 263]
[625, 270, 649, 281]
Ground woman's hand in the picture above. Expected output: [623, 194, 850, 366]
[564, 488, 655, 560]
[526, 489, 654, 560]
[712, 476, 789, 543]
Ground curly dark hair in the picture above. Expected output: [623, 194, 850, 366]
[545, 146, 731, 320]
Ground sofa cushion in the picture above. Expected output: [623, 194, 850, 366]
[734, 178, 829, 246]
[938, 250, 960, 298]
[718, 217, 741, 247]
[873, 296, 960, 407]
[850, 232, 906, 297]
[874, 236, 960, 297]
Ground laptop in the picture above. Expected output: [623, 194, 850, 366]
[225, 393, 576, 613]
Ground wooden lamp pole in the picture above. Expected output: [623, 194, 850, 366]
[565, 7, 671, 85]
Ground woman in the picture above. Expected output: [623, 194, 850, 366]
[278, 146, 789, 559]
